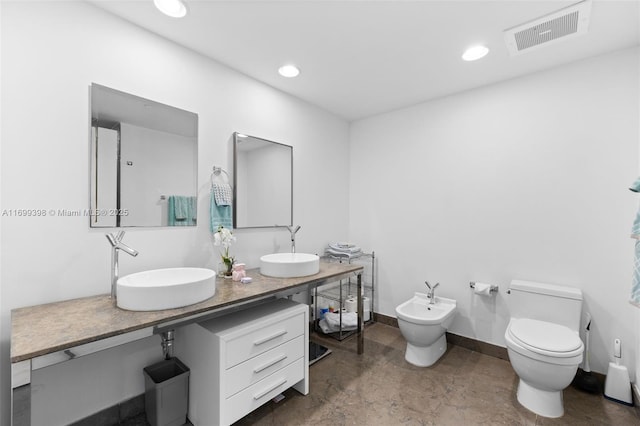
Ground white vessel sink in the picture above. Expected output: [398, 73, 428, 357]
[260, 253, 320, 278]
[117, 267, 216, 311]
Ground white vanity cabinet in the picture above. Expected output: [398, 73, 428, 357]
[175, 298, 309, 426]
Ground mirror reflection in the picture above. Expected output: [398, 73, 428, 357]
[90, 84, 198, 227]
[233, 133, 292, 228]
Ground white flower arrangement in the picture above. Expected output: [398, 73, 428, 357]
[213, 226, 236, 276]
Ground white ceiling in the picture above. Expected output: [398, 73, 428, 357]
[89, 0, 639, 121]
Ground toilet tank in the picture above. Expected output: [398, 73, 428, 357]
[507, 280, 583, 332]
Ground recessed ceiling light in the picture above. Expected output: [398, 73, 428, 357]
[462, 45, 490, 61]
[154, 0, 187, 18]
[278, 65, 300, 78]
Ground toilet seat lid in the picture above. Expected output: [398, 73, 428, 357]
[509, 318, 582, 354]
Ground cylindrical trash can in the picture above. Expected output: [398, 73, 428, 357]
[143, 357, 190, 426]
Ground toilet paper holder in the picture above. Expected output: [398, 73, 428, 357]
[469, 281, 499, 293]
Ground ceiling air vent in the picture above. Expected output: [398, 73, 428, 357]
[504, 0, 591, 56]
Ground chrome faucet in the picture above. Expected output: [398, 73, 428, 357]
[286, 225, 301, 253]
[106, 231, 138, 303]
[425, 281, 440, 305]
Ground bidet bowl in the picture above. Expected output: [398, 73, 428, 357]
[260, 253, 320, 278]
[117, 267, 216, 311]
[395, 292, 457, 326]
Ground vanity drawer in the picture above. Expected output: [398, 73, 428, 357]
[224, 335, 304, 398]
[224, 357, 305, 426]
[225, 312, 304, 368]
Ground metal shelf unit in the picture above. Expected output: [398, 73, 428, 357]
[313, 251, 375, 341]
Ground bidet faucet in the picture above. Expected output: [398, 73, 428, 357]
[286, 225, 301, 253]
[425, 281, 440, 305]
[106, 231, 138, 304]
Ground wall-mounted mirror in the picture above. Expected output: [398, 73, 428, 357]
[90, 83, 198, 227]
[233, 132, 292, 228]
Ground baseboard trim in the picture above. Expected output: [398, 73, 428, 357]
[373, 312, 398, 328]
[633, 383, 640, 416]
[445, 332, 509, 360]
[374, 312, 508, 360]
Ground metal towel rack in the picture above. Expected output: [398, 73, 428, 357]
[211, 166, 231, 187]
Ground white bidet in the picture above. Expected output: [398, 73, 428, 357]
[395, 292, 457, 367]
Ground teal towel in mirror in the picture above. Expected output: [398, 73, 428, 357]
[168, 196, 196, 226]
[629, 179, 640, 306]
[210, 188, 232, 231]
[632, 241, 640, 307]
[174, 197, 189, 220]
[632, 210, 640, 239]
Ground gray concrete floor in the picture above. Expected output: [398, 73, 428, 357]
[126, 322, 640, 425]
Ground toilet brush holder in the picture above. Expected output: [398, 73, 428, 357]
[604, 362, 633, 406]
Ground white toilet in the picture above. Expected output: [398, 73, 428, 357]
[505, 280, 584, 418]
[395, 292, 457, 367]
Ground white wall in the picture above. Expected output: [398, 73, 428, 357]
[241, 144, 291, 226]
[349, 48, 640, 378]
[0, 2, 350, 425]
[235, 144, 292, 226]
[119, 123, 197, 227]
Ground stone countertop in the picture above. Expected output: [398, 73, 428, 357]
[11, 261, 363, 363]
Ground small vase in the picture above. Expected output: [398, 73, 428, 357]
[218, 262, 233, 278]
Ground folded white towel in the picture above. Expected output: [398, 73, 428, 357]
[328, 242, 362, 253]
[337, 242, 356, 248]
[325, 248, 362, 259]
[212, 183, 232, 206]
[324, 312, 358, 329]
[318, 317, 358, 334]
[318, 319, 334, 334]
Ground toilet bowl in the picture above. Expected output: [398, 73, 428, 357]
[505, 318, 583, 417]
[505, 280, 584, 418]
[395, 292, 457, 367]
